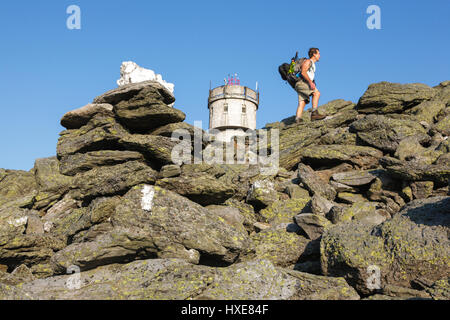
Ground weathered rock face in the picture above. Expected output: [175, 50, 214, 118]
[356, 82, 436, 114]
[321, 197, 450, 295]
[1, 79, 449, 300]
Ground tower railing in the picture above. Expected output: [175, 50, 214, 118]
[208, 85, 259, 109]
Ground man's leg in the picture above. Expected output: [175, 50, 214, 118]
[296, 95, 307, 121]
[311, 89, 320, 111]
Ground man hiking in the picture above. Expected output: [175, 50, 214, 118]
[294, 48, 326, 123]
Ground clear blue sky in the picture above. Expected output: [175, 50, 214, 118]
[0, 0, 449, 171]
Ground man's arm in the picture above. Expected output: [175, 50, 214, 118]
[301, 59, 316, 90]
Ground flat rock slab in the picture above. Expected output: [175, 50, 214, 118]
[60, 104, 114, 130]
[332, 170, 377, 186]
[93, 80, 175, 105]
[356, 82, 436, 114]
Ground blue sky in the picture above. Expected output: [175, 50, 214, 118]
[0, 0, 449, 171]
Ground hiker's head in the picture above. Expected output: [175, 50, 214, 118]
[308, 48, 320, 61]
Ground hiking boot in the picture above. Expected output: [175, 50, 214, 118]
[311, 110, 326, 121]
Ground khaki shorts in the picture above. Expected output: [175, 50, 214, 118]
[295, 80, 314, 104]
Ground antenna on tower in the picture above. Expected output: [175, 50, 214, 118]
[256, 81, 258, 92]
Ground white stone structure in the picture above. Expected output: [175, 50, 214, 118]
[117, 61, 175, 94]
[208, 83, 259, 142]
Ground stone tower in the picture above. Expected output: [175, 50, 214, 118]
[208, 75, 259, 142]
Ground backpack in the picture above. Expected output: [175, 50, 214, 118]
[278, 53, 307, 89]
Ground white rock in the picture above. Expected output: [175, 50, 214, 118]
[117, 61, 175, 94]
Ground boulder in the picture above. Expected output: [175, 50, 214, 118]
[297, 164, 336, 201]
[245, 228, 314, 268]
[300, 145, 383, 170]
[259, 198, 310, 226]
[93, 80, 175, 106]
[56, 114, 128, 158]
[156, 173, 235, 206]
[60, 103, 114, 130]
[51, 184, 251, 273]
[246, 180, 279, 210]
[321, 197, 450, 295]
[119, 134, 180, 166]
[380, 156, 450, 187]
[405, 100, 446, 124]
[17, 258, 358, 300]
[32, 157, 73, 210]
[310, 194, 335, 216]
[59, 150, 144, 176]
[294, 214, 331, 240]
[356, 82, 436, 114]
[350, 114, 427, 153]
[70, 160, 158, 200]
[332, 170, 377, 187]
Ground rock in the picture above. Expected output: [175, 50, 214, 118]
[321, 197, 450, 295]
[56, 114, 128, 158]
[25, 215, 44, 235]
[410, 181, 434, 199]
[315, 99, 356, 116]
[59, 150, 144, 176]
[285, 184, 310, 200]
[60, 103, 114, 130]
[297, 164, 336, 201]
[310, 194, 335, 216]
[206, 205, 246, 234]
[320, 127, 357, 145]
[246, 180, 279, 210]
[119, 134, 180, 166]
[381, 284, 431, 299]
[94, 80, 175, 106]
[0, 233, 66, 274]
[350, 114, 427, 153]
[259, 198, 310, 226]
[223, 198, 258, 233]
[51, 185, 251, 273]
[394, 134, 441, 164]
[332, 170, 377, 186]
[278, 126, 322, 171]
[70, 160, 158, 200]
[159, 164, 181, 178]
[434, 113, 450, 136]
[16, 258, 358, 300]
[116, 61, 174, 94]
[93, 80, 184, 132]
[405, 100, 446, 124]
[32, 157, 73, 210]
[245, 228, 313, 268]
[156, 173, 235, 206]
[0, 169, 37, 208]
[380, 156, 450, 187]
[336, 192, 367, 204]
[0, 283, 34, 300]
[356, 82, 436, 114]
[294, 214, 331, 240]
[196, 260, 359, 300]
[300, 145, 383, 170]
[330, 181, 357, 193]
[426, 278, 450, 300]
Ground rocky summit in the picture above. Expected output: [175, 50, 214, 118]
[0, 80, 449, 300]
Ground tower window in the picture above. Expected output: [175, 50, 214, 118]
[224, 103, 228, 113]
[242, 105, 247, 113]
